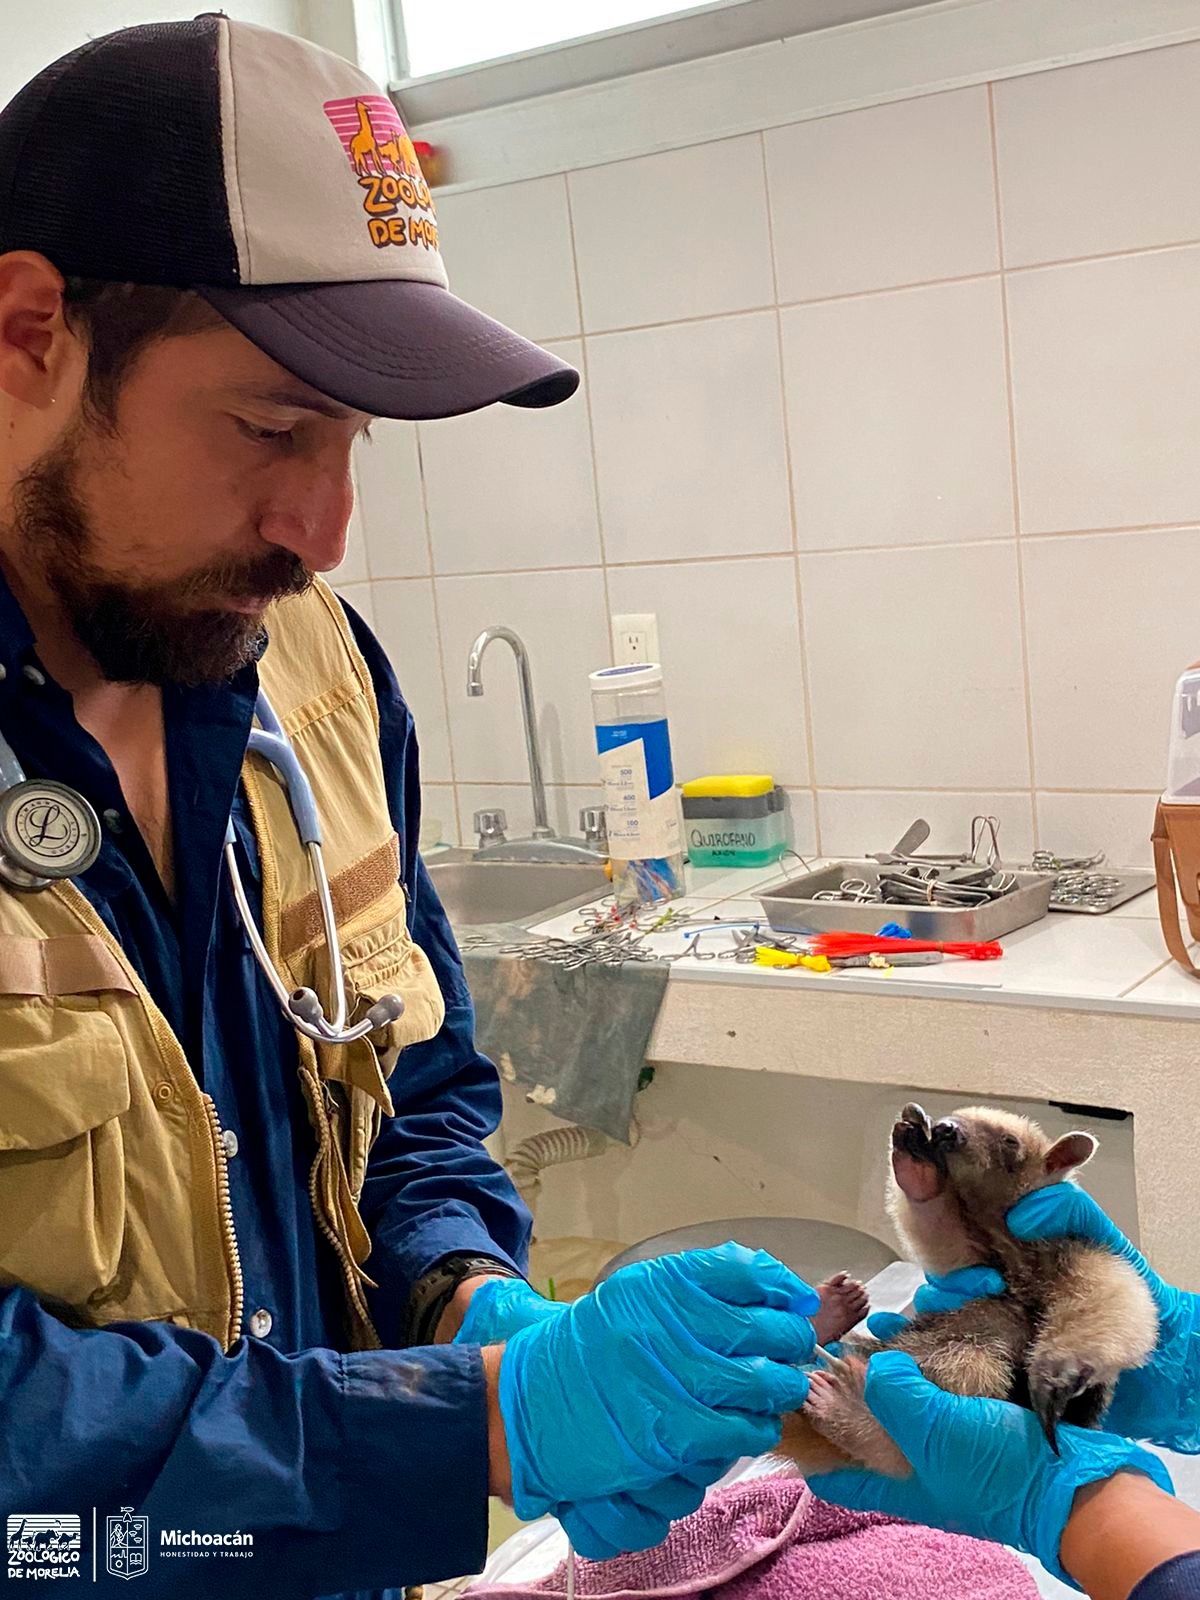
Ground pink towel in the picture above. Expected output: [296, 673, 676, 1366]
[471, 1475, 1039, 1600]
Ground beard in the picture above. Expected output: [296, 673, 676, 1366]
[8, 427, 313, 688]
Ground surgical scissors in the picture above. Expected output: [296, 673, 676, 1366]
[676, 932, 717, 961]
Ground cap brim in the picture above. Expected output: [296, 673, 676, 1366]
[196, 278, 579, 421]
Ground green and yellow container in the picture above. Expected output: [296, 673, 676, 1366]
[681, 775, 788, 868]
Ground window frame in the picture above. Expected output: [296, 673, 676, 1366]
[388, 0, 933, 123]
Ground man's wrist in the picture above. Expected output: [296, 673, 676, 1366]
[405, 1253, 523, 1346]
[435, 1275, 495, 1344]
[482, 1344, 513, 1502]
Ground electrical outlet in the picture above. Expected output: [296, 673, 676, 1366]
[612, 612, 660, 666]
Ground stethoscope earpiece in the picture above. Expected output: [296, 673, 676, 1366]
[288, 988, 325, 1027]
[364, 994, 405, 1029]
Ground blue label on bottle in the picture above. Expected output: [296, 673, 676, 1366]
[595, 718, 674, 799]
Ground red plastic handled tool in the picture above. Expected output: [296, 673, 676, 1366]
[809, 932, 1004, 961]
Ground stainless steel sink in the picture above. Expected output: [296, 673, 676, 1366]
[426, 850, 610, 928]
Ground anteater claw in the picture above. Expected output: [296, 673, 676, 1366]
[1030, 1360, 1095, 1455]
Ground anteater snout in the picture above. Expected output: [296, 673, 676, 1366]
[931, 1117, 965, 1151]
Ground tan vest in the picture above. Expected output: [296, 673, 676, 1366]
[0, 579, 445, 1352]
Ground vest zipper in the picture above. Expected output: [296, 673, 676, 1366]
[307, 1076, 383, 1351]
[202, 1093, 246, 1348]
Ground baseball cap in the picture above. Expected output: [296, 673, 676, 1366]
[0, 14, 579, 420]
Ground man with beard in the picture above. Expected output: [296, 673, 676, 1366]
[0, 17, 818, 1597]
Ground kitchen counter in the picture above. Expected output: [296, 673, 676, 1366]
[525, 860, 1200, 1289]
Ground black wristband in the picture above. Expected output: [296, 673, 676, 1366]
[405, 1253, 523, 1347]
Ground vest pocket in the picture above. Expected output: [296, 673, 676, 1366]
[0, 996, 131, 1306]
[312, 895, 448, 1097]
[342, 905, 448, 1071]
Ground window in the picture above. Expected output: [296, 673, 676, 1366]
[397, 0, 711, 78]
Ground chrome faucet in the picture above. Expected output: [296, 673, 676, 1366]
[465, 626, 606, 865]
[466, 625, 553, 838]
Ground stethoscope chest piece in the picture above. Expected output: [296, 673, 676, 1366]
[0, 778, 103, 888]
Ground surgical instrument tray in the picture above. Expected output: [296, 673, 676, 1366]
[758, 859, 1055, 941]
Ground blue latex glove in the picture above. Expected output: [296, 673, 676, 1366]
[866, 1265, 1006, 1342]
[808, 1350, 1174, 1588]
[497, 1243, 817, 1530]
[559, 1458, 730, 1561]
[454, 1276, 567, 1346]
[455, 1276, 729, 1557]
[1007, 1185, 1200, 1452]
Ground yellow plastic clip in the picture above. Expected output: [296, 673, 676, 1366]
[754, 946, 798, 968]
[754, 947, 831, 973]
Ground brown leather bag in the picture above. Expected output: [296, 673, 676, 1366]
[1154, 799, 1200, 978]
[1154, 661, 1200, 977]
[1152, 800, 1200, 972]
[1158, 659, 1200, 972]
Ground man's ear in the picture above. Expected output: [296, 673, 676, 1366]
[1044, 1131, 1098, 1175]
[0, 251, 70, 407]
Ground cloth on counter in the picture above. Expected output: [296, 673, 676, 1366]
[461, 925, 669, 1142]
[469, 1474, 1039, 1600]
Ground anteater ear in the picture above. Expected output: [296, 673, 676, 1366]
[1045, 1131, 1098, 1175]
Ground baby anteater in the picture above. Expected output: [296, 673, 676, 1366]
[778, 1102, 1158, 1479]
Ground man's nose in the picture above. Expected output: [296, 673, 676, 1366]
[257, 468, 354, 572]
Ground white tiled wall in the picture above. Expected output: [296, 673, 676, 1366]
[337, 44, 1200, 867]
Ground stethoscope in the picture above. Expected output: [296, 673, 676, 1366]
[0, 687, 404, 1047]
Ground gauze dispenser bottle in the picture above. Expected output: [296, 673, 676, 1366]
[589, 663, 684, 908]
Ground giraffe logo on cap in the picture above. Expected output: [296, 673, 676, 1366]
[323, 96, 439, 253]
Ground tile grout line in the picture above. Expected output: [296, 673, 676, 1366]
[1118, 954, 1175, 1001]
[568, 235, 1200, 343]
[351, 454, 371, 588]
[1007, 519, 1200, 542]
[385, 518, 1199, 586]
[454, 781, 603, 790]
[414, 426, 467, 846]
[356, 434, 457, 833]
[1003, 234, 1200, 279]
[988, 79, 1040, 851]
[1034, 788, 1161, 798]
[584, 300, 778, 343]
[563, 169, 617, 670]
[822, 784, 1160, 797]
[758, 128, 822, 851]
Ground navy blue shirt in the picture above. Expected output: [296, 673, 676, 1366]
[1135, 1555, 1200, 1598]
[0, 571, 531, 1597]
